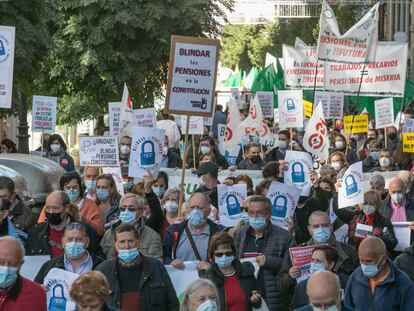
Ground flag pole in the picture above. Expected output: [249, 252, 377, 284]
[312, 61, 319, 104]
[290, 127, 293, 150]
[178, 114, 190, 220]
[348, 64, 367, 144]
[192, 134, 197, 169]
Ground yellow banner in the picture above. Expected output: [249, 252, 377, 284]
[343, 115, 368, 134]
[304, 100, 313, 118]
[403, 133, 414, 153]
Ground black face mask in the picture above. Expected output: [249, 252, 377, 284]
[46, 212, 63, 226]
[250, 155, 261, 164]
[388, 132, 397, 141]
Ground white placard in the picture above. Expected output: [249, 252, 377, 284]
[284, 150, 313, 197]
[20, 255, 50, 281]
[314, 91, 344, 119]
[165, 36, 219, 116]
[278, 90, 304, 129]
[108, 102, 122, 137]
[256, 91, 274, 118]
[393, 222, 411, 251]
[374, 98, 395, 129]
[31, 95, 57, 133]
[403, 119, 414, 133]
[128, 126, 166, 179]
[181, 116, 204, 135]
[166, 261, 199, 298]
[102, 167, 124, 196]
[44, 268, 78, 311]
[266, 181, 301, 229]
[338, 161, 364, 209]
[355, 223, 373, 238]
[217, 184, 247, 227]
[0, 26, 15, 109]
[79, 136, 119, 167]
[134, 108, 157, 128]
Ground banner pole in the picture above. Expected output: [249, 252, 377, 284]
[312, 60, 319, 104]
[178, 114, 190, 220]
[355, 64, 367, 108]
[40, 130, 44, 153]
[192, 134, 196, 169]
[290, 127, 293, 150]
[384, 130, 388, 149]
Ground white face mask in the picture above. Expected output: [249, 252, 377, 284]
[120, 145, 131, 155]
[335, 141, 345, 149]
[391, 193, 405, 204]
[196, 299, 217, 311]
[331, 161, 342, 172]
[164, 200, 179, 213]
[50, 144, 61, 153]
[379, 157, 390, 167]
[200, 146, 211, 155]
[162, 146, 169, 156]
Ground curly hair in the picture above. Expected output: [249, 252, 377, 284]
[70, 271, 109, 305]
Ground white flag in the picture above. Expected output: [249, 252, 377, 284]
[303, 102, 330, 161]
[238, 96, 263, 137]
[119, 83, 134, 137]
[224, 98, 243, 149]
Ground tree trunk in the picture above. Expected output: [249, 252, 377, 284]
[17, 91, 30, 154]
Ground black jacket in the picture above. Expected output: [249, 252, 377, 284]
[34, 253, 105, 284]
[166, 150, 183, 168]
[194, 185, 219, 209]
[394, 243, 414, 282]
[95, 255, 179, 311]
[199, 259, 261, 311]
[144, 191, 166, 235]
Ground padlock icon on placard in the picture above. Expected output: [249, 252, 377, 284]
[273, 195, 288, 218]
[345, 175, 358, 196]
[49, 284, 67, 311]
[140, 140, 156, 165]
[291, 162, 305, 183]
[286, 98, 295, 111]
[0, 40, 5, 56]
[226, 194, 241, 216]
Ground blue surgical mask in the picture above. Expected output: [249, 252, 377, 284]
[118, 248, 139, 262]
[152, 186, 165, 197]
[119, 210, 136, 225]
[188, 209, 206, 227]
[85, 180, 96, 190]
[196, 299, 217, 311]
[123, 182, 134, 191]
[249, 216, 266, 230]
[312, 227, 331, 244]
[370, 151, 379, 160]
[96, 188, 110, 201]
[0, 266, 18, 288]
[215, 255, 235, 268]
[65, 189, 80, 202]
[64, 241, 86, 259]
[241, 211, 249, 224]
[361, 256, 383, 278]
[279, 141, 288, 150]
[310, 262, 327, 274]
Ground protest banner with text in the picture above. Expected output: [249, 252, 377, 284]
[79, 136, 119, 167]
[0, 26, 15, 109]
[31, 95, 57, 133]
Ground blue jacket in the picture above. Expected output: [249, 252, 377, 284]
[344, 259, 414, 311]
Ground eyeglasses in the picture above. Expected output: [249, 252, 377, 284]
[214, 251, 233, 257]
[66, 223, 85, 230]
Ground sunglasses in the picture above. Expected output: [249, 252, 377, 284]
[214, 251, 233, 257]
[66, 223, 85, 230]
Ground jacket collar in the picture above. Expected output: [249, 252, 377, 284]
[355, 259, 395, 288]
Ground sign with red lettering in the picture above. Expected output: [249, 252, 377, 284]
[165, 35, 220, 117]
[31, 95, 57, 133]
[0, 26, 15, 109]
[324, 42, 408, 97]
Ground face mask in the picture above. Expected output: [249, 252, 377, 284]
[388, 132, 397, 140]
[85, 180, 96, 190]
[215, 255, 234, 268]
[162, 146, 169, 156]
[123, 182, 134, 191]
[370, 151, 379, 160]
[120, 145, 131, 155]
[0, 266, 18, 288]
[96, 189, 110, 201]
[65, 189, 80, 202]
[331, 161, 342, 172]
[391, 193, 405, 204]
[310, 262, 327, 274]
[379, 157, 390, 167]
[64, 241, 86, 259]
[50, 144, 61, 153]
[250, 155, 261, 164]
[335, 141, 345, 149]
[119, 210, 136, 224]
[188, 209, 206, 227]
[378, 134, 384, 141]
[152, 186, 165, 197]
[164, 200, 179, 213]
[279, 141, 288, 150]
[200, 146, 211, 155]
[46, 212, 63, 226]
[196, 299, 217, 311]
[312, 227, 331, 244]
[241, 211, 249, 224]
[249, 216, 266, 230]
[361, 256, 383, 278]
[363, 204, 376, 215]
[118, 248, 139, 262]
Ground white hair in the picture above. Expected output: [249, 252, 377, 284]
[0, 236, 25, 261]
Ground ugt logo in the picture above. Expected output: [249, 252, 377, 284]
[201, 97, 207, 109]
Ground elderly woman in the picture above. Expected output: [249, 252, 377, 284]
[180, 278, 220, 311]
[70, 271, 119, 311]
[199, 232, 262, 311]
[327, 151, 349, 179]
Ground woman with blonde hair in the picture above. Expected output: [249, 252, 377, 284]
[180, 278, 220, 311]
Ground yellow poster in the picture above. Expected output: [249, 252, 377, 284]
[344, 115, 368, 134]
[403, 133, 414, 153]
[304, 100, 313, 118]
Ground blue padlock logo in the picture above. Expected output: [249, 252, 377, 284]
[140, 140, 155, 165]
[49, 283, 67, 311]
[286, 98, 295, 111]
[291, 162, 305, 183]
[272, 195, 288, 218]
[226, 194, 241, 216]
[0, 40, 4, 56]
[345, 175, 358, 196]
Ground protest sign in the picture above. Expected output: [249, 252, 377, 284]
[165, 35, 219, 117]
[278, 90, 304, 129]
[44, 268, 78, 311]
[403, 133, 414, 153]
[338, 161, 364, 209]
[324, 42, 408, 97]
[134, 108, 157, 128]
[217, 184, 247, 227]
[266, 181, 301, 229]
[282, 44, 323, 89]
[256, 91, 274, 118]
[129, 126, 165, 179]
[374, 98, 394, 129]
[20, 256, 50, 281]
[31, 95, 57, 133]
[166, 261, 199, 301]
[260, 128, 278, 149]
[224, 145, 241, 167]
[303, 100, 313, 118]
[79, 136, 119, 167]
[289, 245, 316, 282]
[180, 116, 204, 135]
[108, 102, 122, 137]
[403, 119, 414, 133]
[393, 222, 411, 251]
[355, 223, 373, 238]
[224, 98, 243, 150]
[317, 1, 379, 64]
[284, 150, 313, 196]
[102, 167, 124, 196]
[344, 115, 369, 134]
[0, 26, 15, 109]
[334, 224, 349, 244]
[314, 91, 344, 119]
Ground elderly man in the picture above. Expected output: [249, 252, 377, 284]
[164, 192, 225, 268]
[34, 222, 104, 284]
[370, 174, 387, 200]
[296, 271, 354, 311]
[96, 224, 179, 311]
[0, 236, 46, 310]
[100, 193, 162, 261]
[233, 195, 294, 311]
[83, 166, 100, 200]
[344, 237, 414, 311]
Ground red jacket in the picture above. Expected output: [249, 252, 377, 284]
[0, 276, 46, 311]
